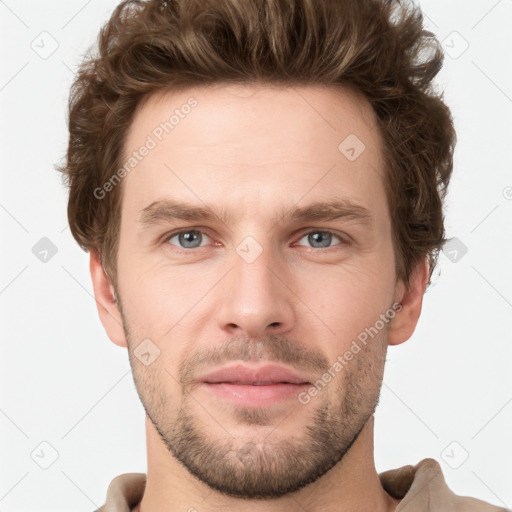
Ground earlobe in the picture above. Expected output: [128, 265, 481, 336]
[89, 250, 128, 348]
[388, 258, 429, 346]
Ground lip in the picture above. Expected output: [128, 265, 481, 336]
[198, 363, 312, 385]
[202, 382, 310, 407]
[197, 364, 312, 408]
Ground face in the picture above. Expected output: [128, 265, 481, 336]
[112, 83, 403, 498]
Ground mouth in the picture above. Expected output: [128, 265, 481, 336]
[202, 382, 310, 406]
[198, 364, 312, 407]
[207, 381, 306, 385]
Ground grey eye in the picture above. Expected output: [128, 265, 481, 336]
[297, 231, 341, 248]
[168, 231, 208, 249]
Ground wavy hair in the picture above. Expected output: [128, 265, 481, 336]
[57, 0, 456, 289]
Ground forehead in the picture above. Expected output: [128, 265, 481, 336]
[120, 83, 387, 222]
[128, 82, 379, 155]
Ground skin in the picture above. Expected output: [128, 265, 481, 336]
[90, 83, 428, 512]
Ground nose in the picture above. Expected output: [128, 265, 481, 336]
[215, 245, 296, 339]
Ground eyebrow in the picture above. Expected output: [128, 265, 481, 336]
[137, 198, 373, 229]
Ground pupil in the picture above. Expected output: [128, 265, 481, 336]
[310, 232, 331, 248]
[180, 232, 200, 248]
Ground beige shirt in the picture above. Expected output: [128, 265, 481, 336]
[96, 458, 509, 511]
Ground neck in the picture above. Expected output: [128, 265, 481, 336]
[136, 414, 400, 512]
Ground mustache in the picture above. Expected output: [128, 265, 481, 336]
[179, 334, 330, 388]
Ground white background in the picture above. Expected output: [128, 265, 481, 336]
[1, 0, 511, 510]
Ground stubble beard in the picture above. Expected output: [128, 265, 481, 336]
[120, 303, 388, 499]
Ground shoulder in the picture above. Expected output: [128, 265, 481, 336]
[94, 473, 146, 512]
[380, 458, 509, 511]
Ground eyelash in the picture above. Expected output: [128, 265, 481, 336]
[162, 228, 350, 253]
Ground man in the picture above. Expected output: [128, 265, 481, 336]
[58, 0, 507, 510]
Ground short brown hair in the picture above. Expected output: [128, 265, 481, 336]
[57, 0, 456, 290]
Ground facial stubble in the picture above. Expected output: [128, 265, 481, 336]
[118, 299, 389, 499]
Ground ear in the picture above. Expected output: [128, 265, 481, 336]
[89, 250, 127, 348]
[388, 257, 429, 346]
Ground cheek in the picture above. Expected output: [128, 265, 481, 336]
[116, 219, 179, 316]
[118, 253, 223, 344]
[296, 258, 394, 340]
